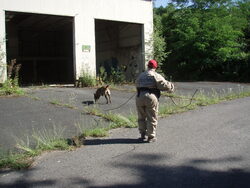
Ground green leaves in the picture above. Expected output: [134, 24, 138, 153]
[155, 0, 250, 81]
[152, 13, 168, 67]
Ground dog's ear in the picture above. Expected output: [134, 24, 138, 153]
[105, 85, 109, 88]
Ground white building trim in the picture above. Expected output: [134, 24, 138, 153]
[0, 0, 153, 83]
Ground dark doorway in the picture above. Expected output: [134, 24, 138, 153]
[95, 19, 144, 82]
[5, 11, 74, 85]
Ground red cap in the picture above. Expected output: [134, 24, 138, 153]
[148, 59, 158, 69]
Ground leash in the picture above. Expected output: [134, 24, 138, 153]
[168, 89, 199, 108]
[104, 92, 137, 111]
[104, 89, 199, 111]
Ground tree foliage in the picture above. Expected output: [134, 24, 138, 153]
[152, 12, 168, 69]
[155, 0, 250, 81]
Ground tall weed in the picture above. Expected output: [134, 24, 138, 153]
[0, 59, 24, 96]
[77, 70, 96, 87]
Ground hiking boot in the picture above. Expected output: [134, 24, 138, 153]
[147, 137, 157, 143]
[138, 133, 146, 142]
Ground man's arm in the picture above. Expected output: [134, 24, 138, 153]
[155, 73, 174, 93]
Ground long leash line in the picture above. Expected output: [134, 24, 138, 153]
[168, 89, 199, 108]
[104, 92, 137, 111]
[104, 89, 199, 111]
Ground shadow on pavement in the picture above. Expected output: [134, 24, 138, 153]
[79, 153, 249, 188]
[0, 168, 56, 188]
[82, 100, 95, 105]
[85, 138, 146, 145]
[1, 154, 249, 188]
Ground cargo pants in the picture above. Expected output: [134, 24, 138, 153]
[136, 92, 159, 138]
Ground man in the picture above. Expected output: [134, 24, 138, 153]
[135, 59, 174, 143]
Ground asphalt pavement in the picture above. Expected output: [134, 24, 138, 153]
[0, 82, 250, 152]
[0, 87, 250, 187]
[1, 82, 250, 187]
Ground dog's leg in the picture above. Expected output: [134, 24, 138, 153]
[108, 95, 111, 104]
[105, 95, 109, 104]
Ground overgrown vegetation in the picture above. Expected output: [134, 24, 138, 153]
[84, 107, 137, 129]
[0, 150, 33, 170]
[154, 0, 250, 82]
[97, 66, 126, 84]
[0, 126, 71, 169]
[76, 65, 127, 87]
[0, 41, 24, 96]
[160, 88, 250, 117]
[76, 70, 97, 87]
[152, 12, 168, 69]
[83, 128, 109, 138]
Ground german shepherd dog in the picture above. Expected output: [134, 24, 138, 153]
[94, 85, 111, 104]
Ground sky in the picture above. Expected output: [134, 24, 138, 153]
[154, 0, 170, 7]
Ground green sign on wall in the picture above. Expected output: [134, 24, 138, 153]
[82, 45, 91, 52]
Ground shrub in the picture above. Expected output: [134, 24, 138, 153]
[0, 59, 24, 96]
[77, 71, 97, 87]
[97, 66, 126, 84]
[109, 67, 126, 84]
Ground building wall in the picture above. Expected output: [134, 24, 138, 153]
[0, 0, 153, 83]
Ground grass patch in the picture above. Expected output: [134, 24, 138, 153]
[0, 126, 72, 170]
[222, 90, 250, 100]
[49, 100, 76, 109]
[0, 79, 25, 96]
[105, 113, 136, 128]
[19, 126, 70, 151]
[159, 99, 197, 117]
[194, 89, 250, 106]
[84, 107, 137, 129]
[83, 128, 109, 137]
[84, 106, 103, 116]
[0, 150, 33, 170]
[77, 71, 97, 87]
[160, 89, 250, 117]
[0, 59, 24, 97]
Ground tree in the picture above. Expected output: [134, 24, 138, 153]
[152, 11, 168, 69]
[156, 0, 250, 81]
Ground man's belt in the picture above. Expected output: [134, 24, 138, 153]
[137, 87, 161, 98]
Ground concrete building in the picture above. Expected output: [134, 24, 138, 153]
[0, 0, 153, 85]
